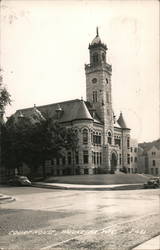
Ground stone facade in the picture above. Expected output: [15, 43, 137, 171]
[128, 139, 138, 173]
[147, 146, 160, 176]
[15, 29, 134, 176]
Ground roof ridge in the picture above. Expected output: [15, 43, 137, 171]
[17, 99, 81, 112]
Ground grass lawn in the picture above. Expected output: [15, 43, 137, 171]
[45, 173, 151, 185]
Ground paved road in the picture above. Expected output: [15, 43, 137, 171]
[0, 186, 160, 249]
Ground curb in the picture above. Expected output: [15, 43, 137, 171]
[31, 183, 68, 190]
[31, 183, 143, 191]
[132, 235, 160, 250]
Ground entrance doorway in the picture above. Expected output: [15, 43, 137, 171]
[110, 152, 117, 173]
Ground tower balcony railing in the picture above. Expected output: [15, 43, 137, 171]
[85, 62, 112, 71]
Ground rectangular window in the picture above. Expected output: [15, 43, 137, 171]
[134, 148, 137, 153]
[75, 151, 79, 164]
[67, 152, 71, 165]
[92, 151, 94, 164]
[93, 133, 96, 144]
[94, 135, 102, 145]
[108, 137, 112, 144]
[100, 152, 102, 165]
[119, 154, 121, 165]
[83, 150, 89, 164]
[131, 156, 133, 162]
[97, 152, 99, 164]
[93, 152, 96, 164]
[127, 154, 130, 164]
[83, 129, 88, 144]
[134, 157, 137, 162]
[91, 133, 93, 143]
[115, 138, 121, 148]
[127, 138, 130, 149]
[130, 147, 132, 152]
[84, 169, 89, 174]
[93, 91, 97, 103]
[152, 160, 156, 166]
[155, 168, 158, 175]
[151, 168, 154, 175]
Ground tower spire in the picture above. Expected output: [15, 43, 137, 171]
[96, 26, 99, 37]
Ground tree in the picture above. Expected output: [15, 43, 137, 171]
[2, 115, 79, 178]
[0, 69, 11, 111]
[64, 128, 79, 175]
[0, 69, 11, 182]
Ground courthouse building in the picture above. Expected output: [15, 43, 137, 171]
[14, 29, 132, 176]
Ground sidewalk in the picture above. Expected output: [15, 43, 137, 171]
[32, 182, 143, 190]
[133, 235, 160, 250]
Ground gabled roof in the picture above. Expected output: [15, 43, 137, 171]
[139, 139, 160, 152]
[15, 99, 95, 124]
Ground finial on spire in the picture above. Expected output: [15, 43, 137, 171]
[96, 26, 99, 37]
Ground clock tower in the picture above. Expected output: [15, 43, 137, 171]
[85, 28, 114, 144]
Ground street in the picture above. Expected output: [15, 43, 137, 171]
[0, 186, 160, 250]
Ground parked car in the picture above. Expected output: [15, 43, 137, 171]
[8, 175, 31, 186]
[144, 177, 160, 189]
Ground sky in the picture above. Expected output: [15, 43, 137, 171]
[1, 0, 159, 143]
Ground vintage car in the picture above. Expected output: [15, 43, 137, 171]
[8, 175, 31, 186]
[144, 177, 160, 189]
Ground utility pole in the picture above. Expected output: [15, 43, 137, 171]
[0, 109, 4, 183]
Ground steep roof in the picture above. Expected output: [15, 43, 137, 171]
[114, 121, 121, 129]
[139, 139, 160, 152]
[89, 27, 107, 50]
[117, 112, 129, 129]
[15, 99, 96, 124]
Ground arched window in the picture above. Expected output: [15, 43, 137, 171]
[93, 91, 97, 103]
[83, 129, 88, 144]
[93, 53, 98, 63]
[108, 131, 112, 145]
[127, 137, 130, 149]
[102, 53, 105, 62]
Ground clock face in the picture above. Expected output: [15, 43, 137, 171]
[92, 78, 97, 83]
